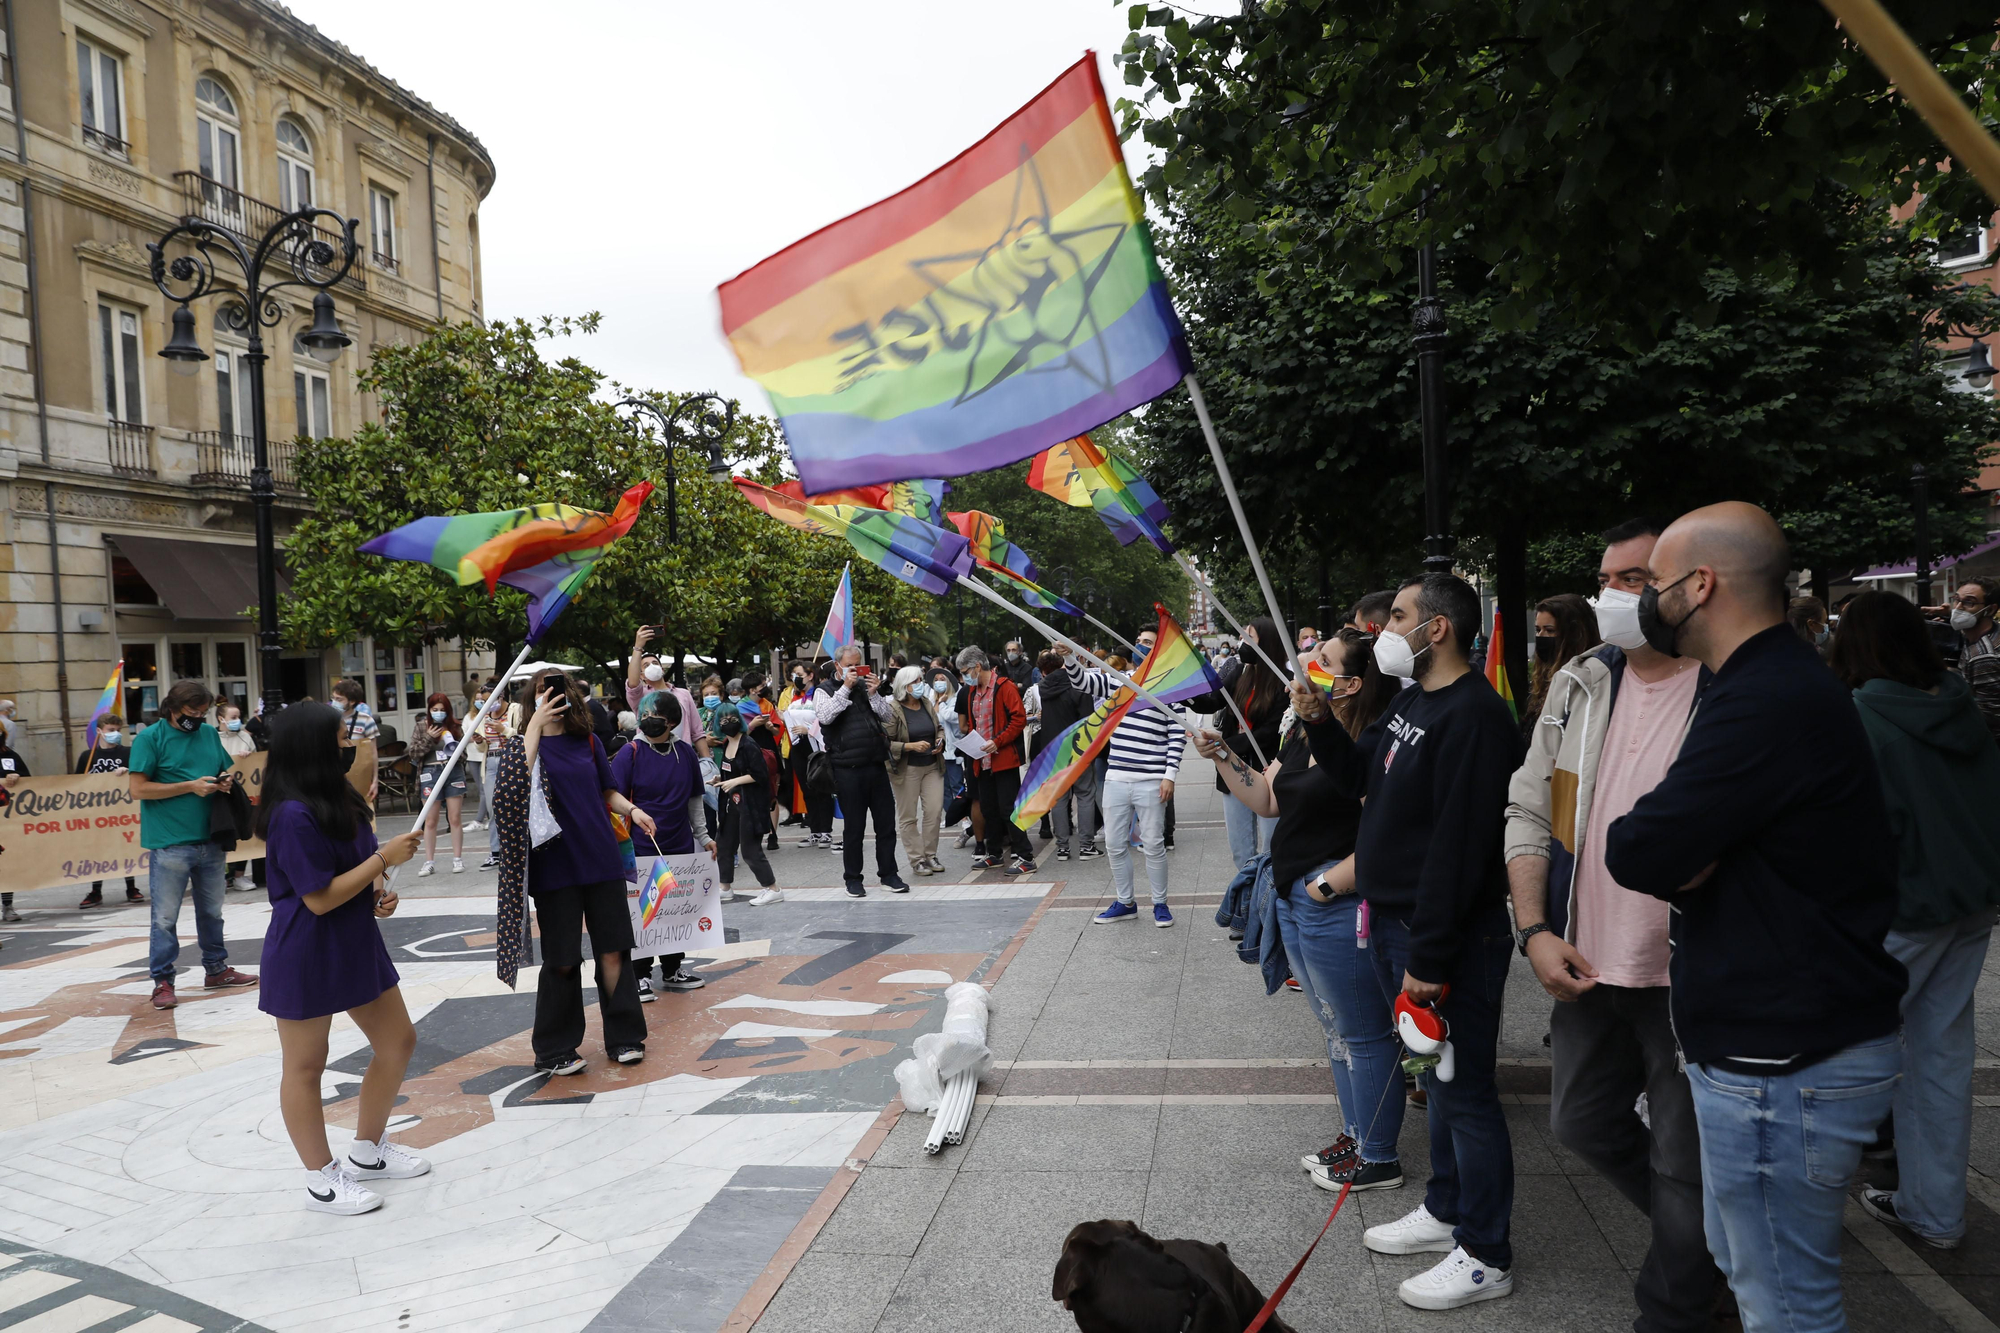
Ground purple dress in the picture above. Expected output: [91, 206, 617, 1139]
[259, 800, 400, 1020]
[609, 738, 701, 855]
[529, 732, 623, 894]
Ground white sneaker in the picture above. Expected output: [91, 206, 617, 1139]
[1363, 1202, 1457, 1255]
[304, 1162, 381, 1215]
[417, 861, 435, 877]
[464, 820, 486, 831]
[1398, 1246, 1512, 1310]
[451, 858, 465, 874]
[750, 888, 785, 906]
[345, 1136, 431, 1180]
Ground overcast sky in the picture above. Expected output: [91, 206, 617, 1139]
[281, 0, 1199, 410]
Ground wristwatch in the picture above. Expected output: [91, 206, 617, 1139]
[1516, 922, 1553, 956]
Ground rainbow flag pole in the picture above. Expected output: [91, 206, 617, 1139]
[1184, 376, 1301, 679]
[953, 575, 1206, 744]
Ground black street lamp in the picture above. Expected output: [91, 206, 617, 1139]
[1412, 193, 1454, 575]
[151, 209, 358, 718]
[1912, 463, 1933, 608]
[614, 393, 735, 685]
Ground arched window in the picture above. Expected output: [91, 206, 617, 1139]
[276, 119, 313, 213]
[194, 76, 242, 218]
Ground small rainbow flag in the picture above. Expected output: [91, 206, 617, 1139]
[819, 563, 855, 659]
[732, 476, 973, 595]
[1486, 605, 1517, 719]
[945, 510, 1083, 617]
[1304, 658, 1340, 692]
[361, 484, 653, 643]
[776, 479, 947, 527]
[85, 660, 122, 749]
[1025, 433, 1174, 553]
[1011, 605, 1218, 829]
[638, 857, 678, 929]
[719, 55, 1191, 492]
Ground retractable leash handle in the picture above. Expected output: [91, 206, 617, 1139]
[1394, 987, 1457, 1083]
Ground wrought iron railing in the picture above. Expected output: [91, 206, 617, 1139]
[189, 430, 301, 492]
[107, 420, 155, 478]
[81, 124, 130, 155]
[171, 172, 365, 294]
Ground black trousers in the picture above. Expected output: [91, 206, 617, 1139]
[831, 763, 898, 886]
[798, 752, 835, 834]
[531, 879, 646, 1061]
[973, 767, 1034, 862]
[1549, 984, 1721, 1333]
[718, 794, 776, 888]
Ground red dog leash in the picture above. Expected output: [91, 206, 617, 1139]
[1241, 1178, 1351, 1333]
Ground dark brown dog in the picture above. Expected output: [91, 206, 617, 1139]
[1052, 1219, 1298, 1333]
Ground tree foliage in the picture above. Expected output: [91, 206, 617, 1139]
[283, 316, 934, 679]
[1117, 0, 2000, 337]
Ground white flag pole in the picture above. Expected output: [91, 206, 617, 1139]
[1184, 374, 1301, 670]
[1171, 550, 1295, 687]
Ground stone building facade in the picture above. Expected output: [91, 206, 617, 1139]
[0, 0, 493, 774]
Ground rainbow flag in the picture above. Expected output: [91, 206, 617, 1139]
[819, 562, 855, 658]
[1011, 605, 1219, 829]
[719, 55, 1191, 492]
[1486, 605, 1517, 719]
[945, 510, 1083, 617]
[1025, 433, 1174, 553]
[637, 857, 678, 929]
[361, 484, 652, 643]
[1304, 658, 1340, 692]
[775, 479, 947, 526]
[85, 660, 122, 749]
[733, 476, 973, 595]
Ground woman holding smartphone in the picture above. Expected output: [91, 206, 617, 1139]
[257, 702, 427, 1216]
[521, 669, 658, 1074]
[409, 692, 467, 876]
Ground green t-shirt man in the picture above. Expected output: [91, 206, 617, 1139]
[129, 717, 233, 849]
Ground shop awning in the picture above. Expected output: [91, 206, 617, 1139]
[106, 535, 292, 622]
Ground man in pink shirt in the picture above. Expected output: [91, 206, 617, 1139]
[1503, 519, 1724, 1333]
[626, 625, 700, 746]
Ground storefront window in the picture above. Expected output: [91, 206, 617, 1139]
[216, 641, 250, 712]
[122, 642, 159, 724]
[169, 641, 205, 683]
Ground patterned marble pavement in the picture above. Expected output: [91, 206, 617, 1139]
[0, 873, 1054, 1333]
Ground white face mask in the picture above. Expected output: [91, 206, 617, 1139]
[1952, 608, 1981, 633]
[1373, 618, 1436, 681]
[431, 709, 448, 723]
[1593, 587, 1650, 651]
[642, 664, 665, 683]
[101, 731, 121, 746]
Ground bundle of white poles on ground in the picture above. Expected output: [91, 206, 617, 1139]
[893, 982, 993, 1155]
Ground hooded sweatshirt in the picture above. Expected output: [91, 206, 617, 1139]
[1853, 672, 2000, 932]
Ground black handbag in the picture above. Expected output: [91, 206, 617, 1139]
[806, 748, 836, 795]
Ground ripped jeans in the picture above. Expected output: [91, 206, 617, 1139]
[1274, 868, 1405, 1164]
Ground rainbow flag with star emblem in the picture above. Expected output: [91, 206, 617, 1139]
[637, 857, 678, 929]
[718, 55, 1191, 493]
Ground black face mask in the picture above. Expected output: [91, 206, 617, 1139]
[1534, 636, 1561, 664]
[172, 714, 201, 733]
[1637, 572, 1698, 657]
[719, 716, 743, 737]
[638, 716, 670, 738]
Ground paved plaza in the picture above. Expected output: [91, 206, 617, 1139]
[2, 763, 2000, 1332]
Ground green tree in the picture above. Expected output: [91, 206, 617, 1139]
[283, 316, 935, 681]
[1117, 0, 2000, 336]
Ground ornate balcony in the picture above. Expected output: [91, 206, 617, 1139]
[171, 172, 366, 295]
[189, 430, 302, 493]
[107, 420, 155, 478]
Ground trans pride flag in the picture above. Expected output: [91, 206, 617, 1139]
[1010, 606, 1219, 829]
[732, 476, 974, 595]
[1025, 433, 1174, 553]
[819, 563, 854, 659]
[945, 510, 1083, 617]
[360, 483, 652, 643]
[719, 55, 1191, 492]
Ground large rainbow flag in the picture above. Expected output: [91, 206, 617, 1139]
[85, 660, 122, 750]
[1011, 606, 1219, 829]
[719, 55, 1191, 492]
[732, 476, 974, 595]
[1486, 605, 1517, 719]
[361, 483, 652, 642]
[775, 478, 947, 527]
[1025, 433, 1174, 553]
[945, 510, 1082, 617]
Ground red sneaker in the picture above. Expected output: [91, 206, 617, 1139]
[151, 981, 177, 1010]
[78, 892, 103, 910]
[203, 968, 258, 989]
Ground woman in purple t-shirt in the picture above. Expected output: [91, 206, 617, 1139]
[522, 669, 658, 1075]
[256, 703, 427, 1217]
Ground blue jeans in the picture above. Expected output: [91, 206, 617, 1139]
[1687, 1033, 1903, 1332]
[1102, 778, 1167, 905]
[1223, 793, 1277, 874]
[1885, 912, 1993, 1243]
[1275, 871, 1404, 1163]
[1370, 905, 1516, 1269]
[148, 841, 229, 981]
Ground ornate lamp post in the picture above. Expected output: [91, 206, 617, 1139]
[151, 209, 358, 717]
[613, 393, 735, 683]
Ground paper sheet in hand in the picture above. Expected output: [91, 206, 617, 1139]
[628, 853, 724, 956]
[956, 731, 992, 759]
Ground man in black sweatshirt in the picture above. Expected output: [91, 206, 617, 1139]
[1293, 572, 1522, 1311]
[1604, 502, 1904, 1333]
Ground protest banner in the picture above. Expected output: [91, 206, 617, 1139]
[627, 851, 725, 957]
[0, 739, 374, 896]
